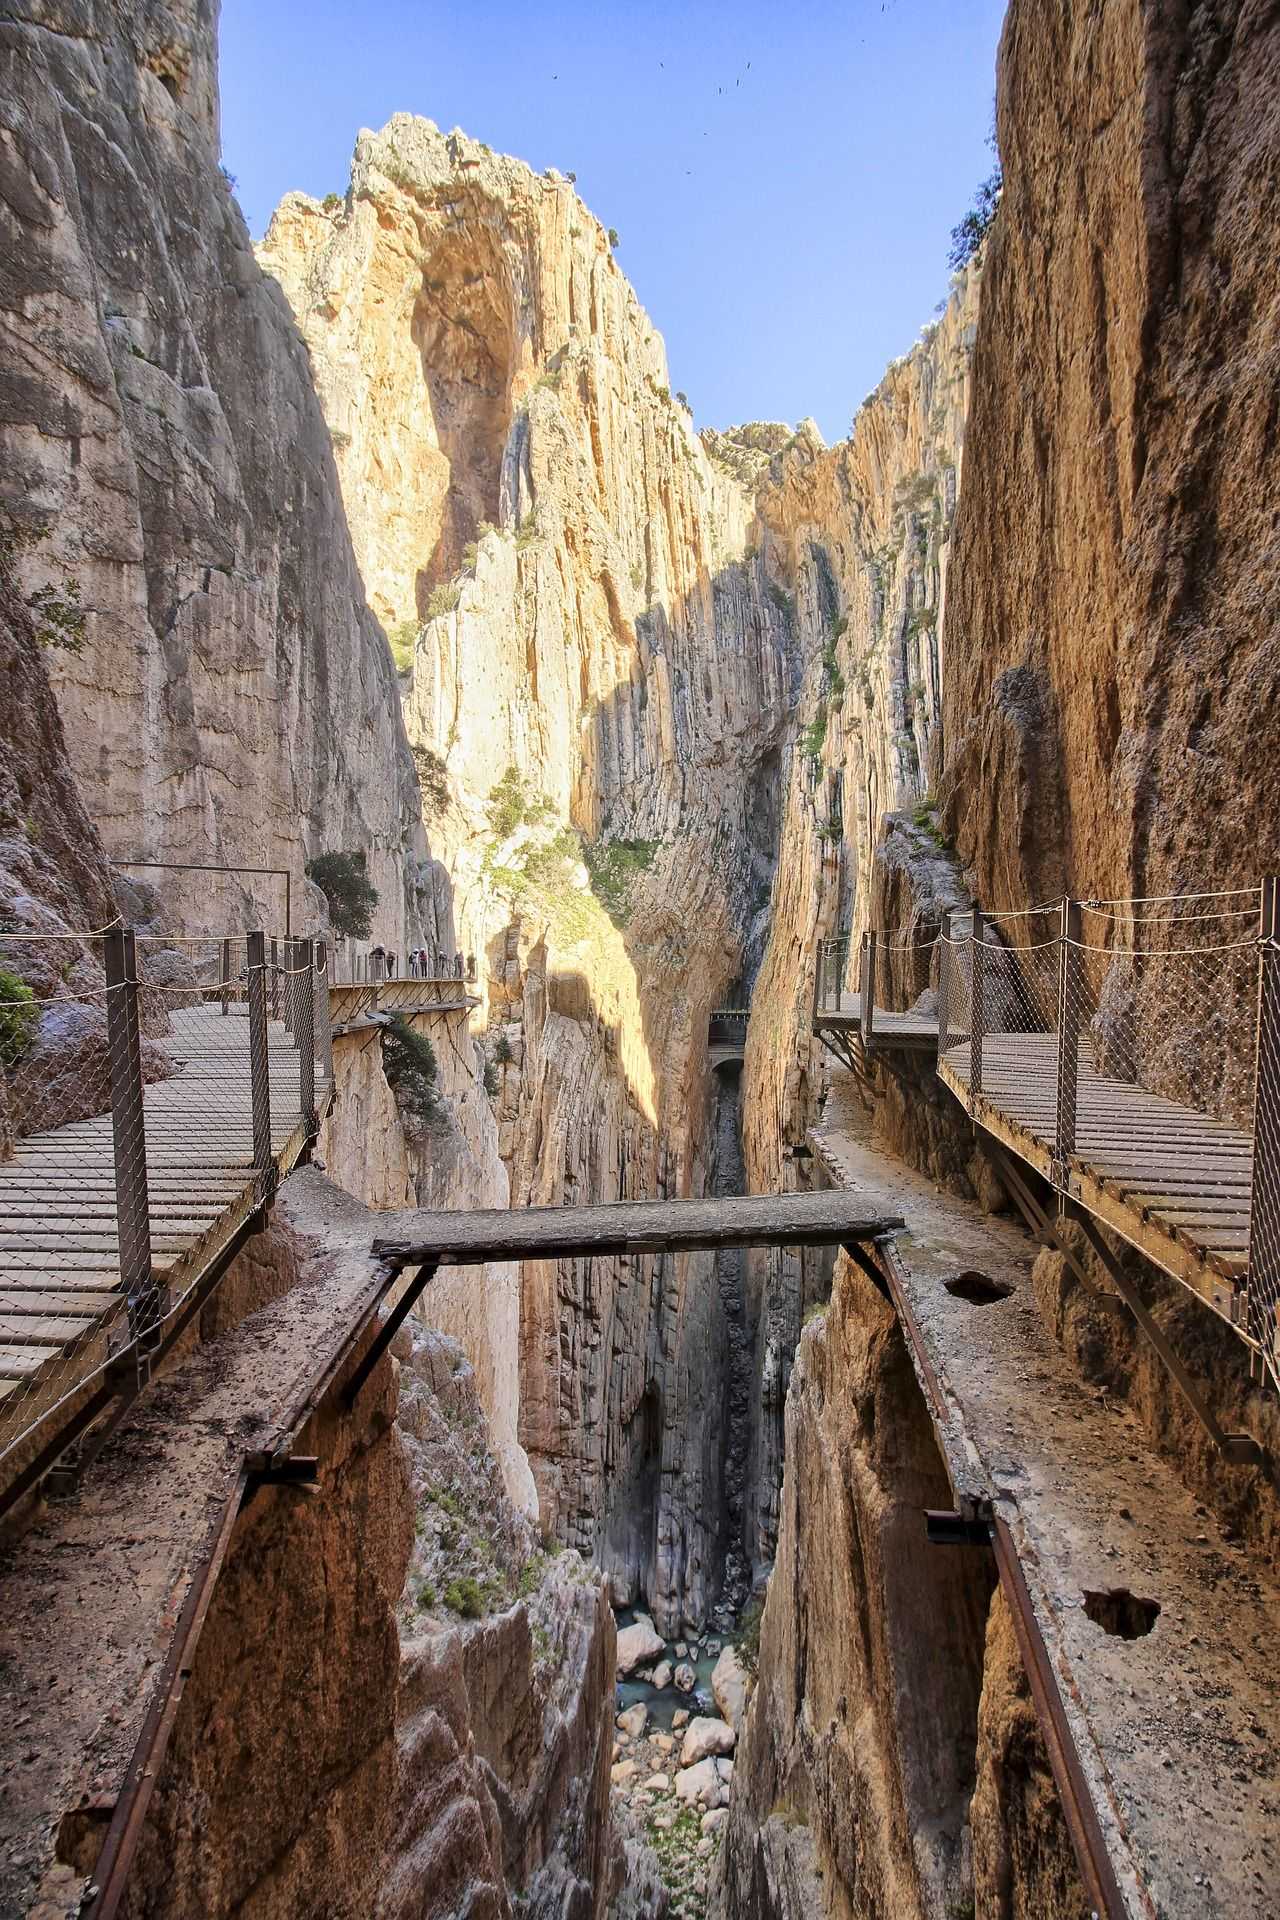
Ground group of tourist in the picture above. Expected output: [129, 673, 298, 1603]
[364, 945, 476, 982]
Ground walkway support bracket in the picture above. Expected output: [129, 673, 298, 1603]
[983, 1137, 1264, 1467]
[342, 1262, 440, 1408]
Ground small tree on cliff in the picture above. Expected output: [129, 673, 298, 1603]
[948, 119, 1003, 270]
[305, 849, 378, 941]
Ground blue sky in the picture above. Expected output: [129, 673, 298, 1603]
[220, 0, 1005, 445]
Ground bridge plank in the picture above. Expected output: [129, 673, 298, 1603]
[374, 1189, 903, 1267]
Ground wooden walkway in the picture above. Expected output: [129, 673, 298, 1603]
[814, 990, 940, 1054]
[327, 976, 475, 1033]
[0, 1005, 327, 1451]
[938, 1033, 1250, 1325]
[373, 1189, 904, 1268]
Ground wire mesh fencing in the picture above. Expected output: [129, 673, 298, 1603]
[815, 937, 851, 1016]
[0, 926, 330, 1489]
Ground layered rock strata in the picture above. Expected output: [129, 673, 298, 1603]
[0, 4, 428, 945]
[261, 118, 799, 1629]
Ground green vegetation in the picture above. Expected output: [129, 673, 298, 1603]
[799, 702, 828, 772]
[425, 581, 462, 619]
[443, 1576, 486, 1619]
[321, 192, 342, 213]
[515, 511, 539, 552]
[607, 226, 619, 247]
[493, 1030, 514, 1065]
[737, 1595, 764, 1675]
[482, 1055, 500, 1097]
[411, 744, 450, 818]
[905, 605, 937, 642]
[817, 820, 842, 845]
[487, 766, 548, 840]
[581, 837, 658, 928]
[0, 971, 37, 1069]
[381, 1014, 440, 1124]
[305, 849, 377, 940]
[26, 578, 87, 655]
[949, 126, 1002, 270]
[416, 1582, 437, 1611]
[766, 580, 795, 622]
[629, 559, 645, 592]
[387, 619, 418, 672]
[516, 1551, 548, 1598]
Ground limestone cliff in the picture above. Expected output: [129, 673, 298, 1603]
[941, 0, 1280, 911]
[261, 117, 798, 1630]
[733, 278, 980, 1566]
[0, 3, 428, 945]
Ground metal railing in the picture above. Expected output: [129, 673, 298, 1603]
[815, 936, 852, 1016]
[0, 927, 330, 1488]
[936, 887, 1280, 1378]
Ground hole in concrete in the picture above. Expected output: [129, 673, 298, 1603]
[943, 1270, 1013, 1306]
[1082, 1588, 1161, 1639]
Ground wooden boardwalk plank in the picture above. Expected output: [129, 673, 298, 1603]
[937, 1030, 1257, 1327]
[0, 1004, 319, 1461]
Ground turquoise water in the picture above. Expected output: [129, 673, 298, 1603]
[614, 1609, 722, 1729]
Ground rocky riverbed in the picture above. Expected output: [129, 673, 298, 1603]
[608, 1612, 754, 1917]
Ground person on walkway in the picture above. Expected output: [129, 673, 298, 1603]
[466, 953, 476, 981]
[370, 944, 385, 982]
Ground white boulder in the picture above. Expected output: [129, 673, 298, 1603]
[680, 1715, 736, 1768]
[674, 1662, 697, 1693]
[616, 1702, 648, 1740]
[616, 1613, 665, 1677]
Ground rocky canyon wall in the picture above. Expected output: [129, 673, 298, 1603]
[734, 275, 980, 1566]
[116, 1184, 619, 1920]
[0, 2, 429, 946]
[260, 118, 801, 1630]
[941, 0, 1280, 912]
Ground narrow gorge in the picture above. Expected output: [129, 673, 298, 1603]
[1, 3, 1278, 1919]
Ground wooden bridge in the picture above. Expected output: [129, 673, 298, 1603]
[812, 889, 1280, 1405]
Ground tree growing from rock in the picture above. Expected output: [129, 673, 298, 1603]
[305, 849, 378, 940]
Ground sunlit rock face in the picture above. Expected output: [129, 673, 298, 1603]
[731, 274, 981, 1568]
[0, 6, 427, 945]
[261, 117, 800, 1629]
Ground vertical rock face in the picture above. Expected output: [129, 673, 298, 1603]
[0, 3, 427, 943]
[260, 118, 799, 1630]
[941, 0, 1280, 910]
[733, 283, 979, 1567]
[711, 1254, 994, 1920]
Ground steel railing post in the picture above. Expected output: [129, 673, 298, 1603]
[938, 910, 952, 1057]
[970, 907, 985, 1095]
[298, 937, 316, 1132]
[1055, 897, 1083, 1180]
[861, 931, 877, 1048]
[315, 937, 333, 1083]
[220, 936, 231, 1017]
[271, 936, 280, 1021]
[247, 929, 274, 1204]
[1247, 878, 1280, 1360]
[104, 927, 155, 1351]
[283, 937, 297, 1043]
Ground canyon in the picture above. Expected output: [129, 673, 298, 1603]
[0, 1, 1278, 1918]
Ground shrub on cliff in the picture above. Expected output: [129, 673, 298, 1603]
[948, 160, 1002, 269]
[305, 849, 378, 941]
[0, 971, 37, 1068]
[425, 581, 462, 619]
[382, 1015, 440, 1125]
[582, 837, 658, 929]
